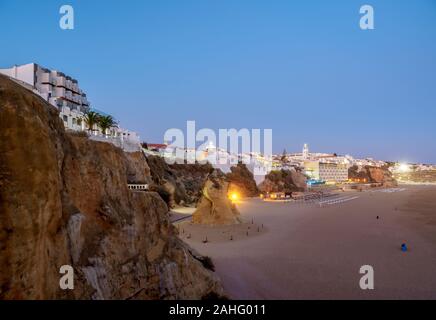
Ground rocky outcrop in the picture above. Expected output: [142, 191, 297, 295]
[367, 166, 397, 187]
[192, 171, 241, 225]
[226, 163, 259, 197]
[124, 151, 152, 184]
[258, 169, 307, 194]
[348, 165, 369, 181]
[348, 165, 397, 187]
[0, 74, 223, 300]
[169, 162, 214, 204]
[146, 155, 213, 207]
[145, 155, 189, 207]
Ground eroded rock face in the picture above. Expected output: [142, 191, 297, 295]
[348, 165, 397, 187]
[124, 151, 152, 184]
[367, 166, 397, 187]
[169, 163, 214, 204]
[226, 163, 259, 198]
[145, 155, 188, 207]
[192, 171, 241, 225]
[0, 75, 223, 300]
[146, 155, 213, 207]
[258, 169, 307, 194]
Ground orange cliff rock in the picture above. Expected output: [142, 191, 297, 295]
[192, 170, 241, 226]
[348, 165, 397, 187]
[226, 163, 259, 198]
[0, 74, 223, 299]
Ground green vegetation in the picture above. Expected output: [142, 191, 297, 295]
[83, 111, 117, 136]
[83, 111, 100, 132]
[98, 115, 117, 136]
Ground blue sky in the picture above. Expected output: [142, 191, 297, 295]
[1, 0, 435, 163]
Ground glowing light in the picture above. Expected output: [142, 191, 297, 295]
[398, 163, 410, 173]
[230, 192, 239, 201]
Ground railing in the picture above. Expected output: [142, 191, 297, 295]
[89, 134, 141, 153]
[128, 184, 149, 191]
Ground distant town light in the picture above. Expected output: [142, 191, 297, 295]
[398, 163, 410, 173]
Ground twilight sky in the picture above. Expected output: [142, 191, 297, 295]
[1, 0, 435, 163]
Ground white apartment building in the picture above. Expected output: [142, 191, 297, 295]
[0, 63, 90, 131]
[319, 162, 349, 182]
[1, 63, 141, 150]
[304, 161, 349, 183]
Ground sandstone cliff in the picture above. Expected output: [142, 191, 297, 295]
[258, 169, 307, 194]
[146, 155, 213, 207]
[226, 163, 259, 198]
[192, 170, 241, 225]
[348, 165, 397, 187]
[0, 74, 223, 299]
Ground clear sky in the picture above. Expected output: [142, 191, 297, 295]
[1, 0, 435, 163]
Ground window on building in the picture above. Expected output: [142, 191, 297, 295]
[63, 115, 68, 122]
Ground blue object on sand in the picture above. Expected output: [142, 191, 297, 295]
[401, 243, 408, 252]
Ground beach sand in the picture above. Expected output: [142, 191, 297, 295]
[177, 220, 267, 243]
[180, 186, 436, 299]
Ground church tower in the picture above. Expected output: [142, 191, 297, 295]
[303, 143, 309, 160]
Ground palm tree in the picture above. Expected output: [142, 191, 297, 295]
[98, 115, 117, 136]
[83, 111, 100, 134]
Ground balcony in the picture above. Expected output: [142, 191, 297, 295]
[82, 97, 90, 106]
[64, 91, 73, 101]
[56, 76, 66, 87]
[40, 72, 54, 85]
[71, 83, 80, 94]
[66, 80, 73, 90]
[72, 94, 82, 104]
[54, 87, 66, 97]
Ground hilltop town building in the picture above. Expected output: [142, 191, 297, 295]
[302, 143, 309, 160]
[0, 63, 140, 150]
[0, 63, 90, 131]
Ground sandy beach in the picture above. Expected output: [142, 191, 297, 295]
[178, 186, 436, 299]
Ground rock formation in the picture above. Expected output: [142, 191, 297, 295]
[348, 165, 369, 181]
[226, 163, 259, 197]
[0, 74, 223, 299]
[258, 169, 307, 194]
[145, 155, 213, 207]
[145, 155, 189, 207]
[348, 165, 397, 187]
[192, 171, 241, 225]
[169, 162, 214, 204]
